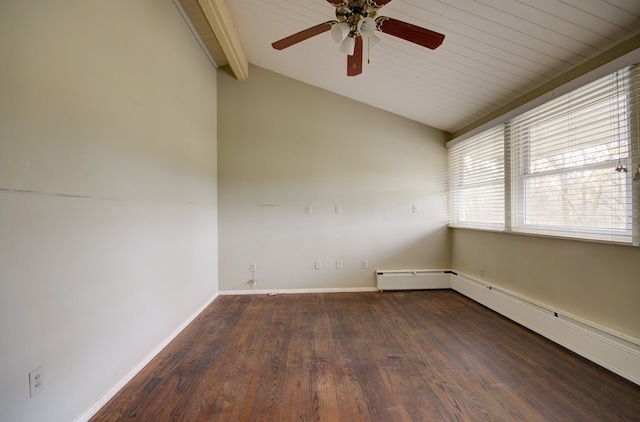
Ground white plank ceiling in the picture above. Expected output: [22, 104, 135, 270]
[221, 0, 640, 133]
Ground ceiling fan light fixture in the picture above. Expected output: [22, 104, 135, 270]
[358, 17, 379, 49]
[331, 22, 351, 44]
[357, 17, 376, 36]
[339, 35, 356, 55]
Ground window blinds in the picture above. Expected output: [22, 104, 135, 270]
[448, 64, 640, 245]
[449, 126, 505, 230]
[508, 67, 637, 243]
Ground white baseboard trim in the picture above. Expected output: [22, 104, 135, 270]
[450, 272, 640, 386]
[74, 292, 220, 422]
[220, 287, 379, 295]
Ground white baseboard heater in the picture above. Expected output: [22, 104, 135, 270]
[376, 269, 453, 291]
[450, 272, 640, 386]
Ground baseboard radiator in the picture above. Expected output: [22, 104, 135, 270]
[450, 272, 640, 386]
[376, 269, 453, 291]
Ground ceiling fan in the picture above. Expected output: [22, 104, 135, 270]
[271, 0, 445, 77]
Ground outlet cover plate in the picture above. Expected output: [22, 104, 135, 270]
[29, 366, 43, 397]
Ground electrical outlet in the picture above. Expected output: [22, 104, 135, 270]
[305, 205, 312, 214]
[336, 260, 342, 269]
[29, 366, 43, 397]
[335, 205, 342, 214]
[362, 260, 369, 269]
[249, 263, 256, 272]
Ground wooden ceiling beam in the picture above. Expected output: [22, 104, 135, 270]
[197, 0, 248, 81]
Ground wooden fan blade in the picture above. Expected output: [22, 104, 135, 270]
[271, 21, 336, 50]
[347, 36, 363, 77]
[376, 17, 444, 50]
[326, 0, 343, 4]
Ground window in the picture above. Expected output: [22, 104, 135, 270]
[509, 67, 635, 243]
[448, 64, 640, 245]
[449, 126, 505, 230]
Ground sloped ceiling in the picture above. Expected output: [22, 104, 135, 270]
[179, 0, 640, 134]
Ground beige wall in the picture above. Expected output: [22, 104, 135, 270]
[452, 229, 640, 339]
[0, 2, 218, 421]
[218, 65, 450, 291]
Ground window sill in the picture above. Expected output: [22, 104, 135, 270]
[449, 224, 639, 248]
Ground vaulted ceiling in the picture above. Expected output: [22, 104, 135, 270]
[176, 0, 640, 134]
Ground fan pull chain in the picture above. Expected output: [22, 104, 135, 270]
[367, 37, 371, 64]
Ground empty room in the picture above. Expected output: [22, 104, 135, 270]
[1, 1, 640, 421]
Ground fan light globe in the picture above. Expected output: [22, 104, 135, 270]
[364, 33, 380, 49]
[339, 36, 356, 55]
[357, 17, 376, 35]
[331, 22, 350, 44]
[358, 17, 380, 49]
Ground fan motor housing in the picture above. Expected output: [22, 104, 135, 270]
[335, 1, 378, 25]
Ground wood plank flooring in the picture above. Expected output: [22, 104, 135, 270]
[91, 291, 640, 421]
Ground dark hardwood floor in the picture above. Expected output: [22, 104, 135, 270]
[91, 291, 640, 421]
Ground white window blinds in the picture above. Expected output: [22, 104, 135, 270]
[508, 67, 636, 243]
[449, 126, 505, 230]
[448, 63, 640, 246]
